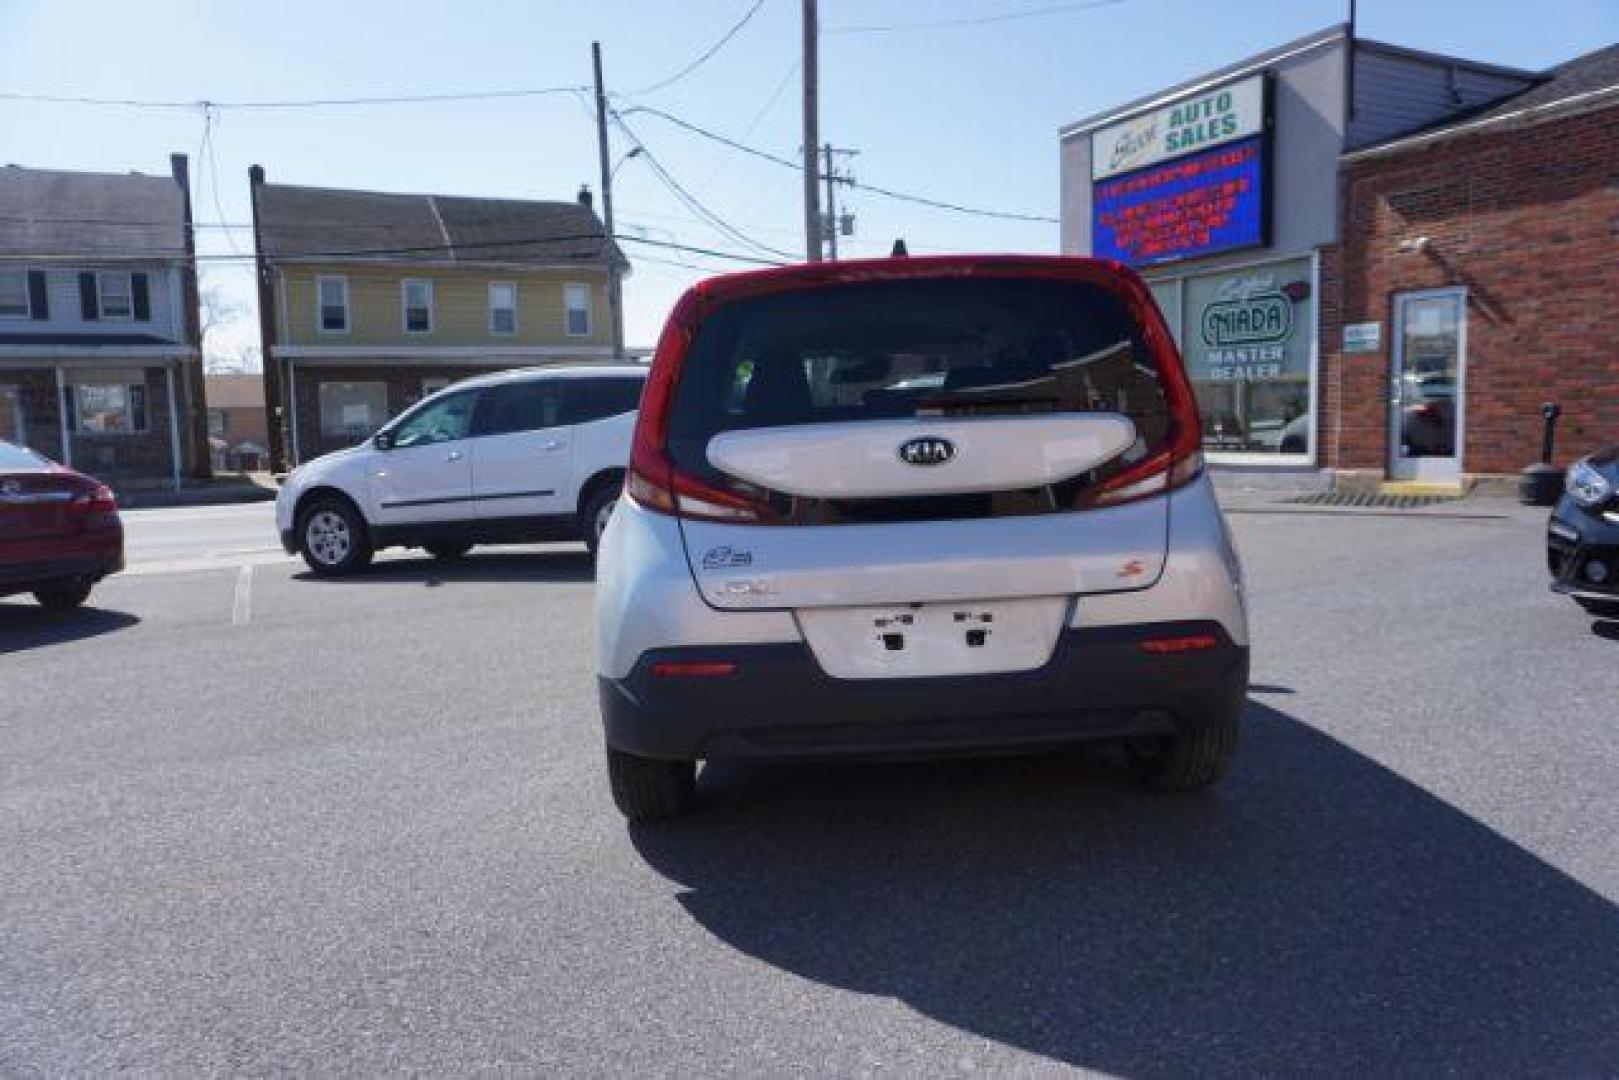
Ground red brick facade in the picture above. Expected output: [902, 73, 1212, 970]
[1320, 102, 1619, 479]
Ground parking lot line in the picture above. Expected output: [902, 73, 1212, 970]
[231, 565, 253, 626]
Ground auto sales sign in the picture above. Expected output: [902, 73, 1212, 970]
[1090, 73, 1271, 266]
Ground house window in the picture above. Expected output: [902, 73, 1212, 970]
[98, 272, 133, 319]
[489, 282, 517, 335]
[76, 381, 148, 434]
[402, 279, 434, 333]
[564, 283, 591, 337]
[0, 270, 28, 318]
[318, 381, 389, 439]
[317, 276, 349, 333]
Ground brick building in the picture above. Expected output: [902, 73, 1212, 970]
[1321, 43, 1619, 489]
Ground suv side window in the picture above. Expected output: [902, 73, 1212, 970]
[389, 389, 481, 448]
[560, 376, 645, 426]
[477, 380, 563, 436]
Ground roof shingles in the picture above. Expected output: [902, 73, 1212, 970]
[0, 165, 185, 260]
[255, 183, 626, 268]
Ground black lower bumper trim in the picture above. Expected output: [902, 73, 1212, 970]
[600, 620, 1248, 761]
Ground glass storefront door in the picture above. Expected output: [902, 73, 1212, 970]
[1389, 289, 1466, 483]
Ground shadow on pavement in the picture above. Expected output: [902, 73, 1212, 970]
[1590, 618, 1619, 642]
[292, 550, 595, 586]
[630, 700, 1619, 1074]
[0, 603, 140, 654]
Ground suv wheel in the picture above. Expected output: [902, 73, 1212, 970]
[582, 486, 619, 559]
[34, 579, 93, 610]
[1126, 717, 1239, 792]
[606, 745, 696, 822]
[426, 542, 473, 562]
[299, 497, 373, 577]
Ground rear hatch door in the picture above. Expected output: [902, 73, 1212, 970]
[667, 271, 1176, 614]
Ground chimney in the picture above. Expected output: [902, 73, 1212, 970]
[890, 238, 910, 258]
[249, 164, 265, 187]
[170, 152, 189, 189]
[577, 184, 594, 211]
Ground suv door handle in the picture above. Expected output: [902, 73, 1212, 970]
[446, 450, 464, 462]
[542, 440, 566, 451]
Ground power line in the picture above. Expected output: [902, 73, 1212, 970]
[0, 86, 586, 110]
[827, 0, 1128, 34]
[617, 103, 1059, 223]
[625, 0, 768, 96]
[610, 111, 799, 260]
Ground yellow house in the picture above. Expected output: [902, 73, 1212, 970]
[249, 169, 630, 466]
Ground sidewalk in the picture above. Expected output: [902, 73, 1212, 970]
[112, 472, 278, 510]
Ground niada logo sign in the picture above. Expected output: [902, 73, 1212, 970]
[1201, 292, 1293, 348]
[898, 437, 956, 466]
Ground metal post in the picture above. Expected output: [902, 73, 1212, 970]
[166, 364, 181, 492]
[592, 42, 626, 358]
[55, 364, 71, 468]
[802, 0, 821, 262]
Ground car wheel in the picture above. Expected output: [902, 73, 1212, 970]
[606, 745, 696, 822]
[425, 542, 473, 561]
[1575, 596, 1619, 619]
[33, 579, 93, 610]
[298, 496, 373, 577]
[1125, 716, 1239, 792]
[583, 485, 619, 559]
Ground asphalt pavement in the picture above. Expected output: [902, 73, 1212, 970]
[2, 498, 1616, 1074]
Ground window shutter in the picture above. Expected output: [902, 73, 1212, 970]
[132, 273, 151, 321]
[62, 384, 77, 432]
[79, 273, 98, 320]
[27, 271, 49, 320]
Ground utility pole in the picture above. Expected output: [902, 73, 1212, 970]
[820, 145, 857, 260]
[592, 41, 625, 357]
[801, 0, 821, 262]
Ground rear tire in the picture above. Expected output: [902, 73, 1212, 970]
[606, 745, 696, 822]
[298, 495, 373, 577]
[34, 579, 93, 610]
[1126, 717, 1239, 792]
[582, 485, 620, 560]
[426, 542, 473, 561]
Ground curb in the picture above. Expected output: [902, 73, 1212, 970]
[115, 486, 277, 510]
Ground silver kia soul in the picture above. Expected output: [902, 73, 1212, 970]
[594, 255, 1247, 821]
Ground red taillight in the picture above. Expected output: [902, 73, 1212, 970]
[650, 660, 737, 678]
[626, 293, 779, 525]
[1087, 288, 1205, 508]
[71, 484, 118, 516]
[1140, 633, 1219, 654]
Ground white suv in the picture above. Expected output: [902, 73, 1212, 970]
[595, 257, 1248, 821]
[277, 365, 645, 575]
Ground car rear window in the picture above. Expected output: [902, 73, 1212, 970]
[667, 276, 1169, 485]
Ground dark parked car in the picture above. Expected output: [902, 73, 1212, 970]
[0, 440, 124, 610]
[1547, 446, 1619, 616]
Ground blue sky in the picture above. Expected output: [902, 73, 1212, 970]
[3, 0, 1614, 358]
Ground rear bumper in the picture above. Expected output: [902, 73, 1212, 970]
[599, 620, 1248, 761]
[0, 542, 124, 597]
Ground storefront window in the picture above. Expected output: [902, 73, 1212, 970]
[318, 381, 389, 440]
[75, 381, 148, 434]
[1178, 257, 1313, 456]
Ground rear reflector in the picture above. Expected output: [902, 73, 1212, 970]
[650, 661, 738, 678]
[1140, 634, 1219, 654]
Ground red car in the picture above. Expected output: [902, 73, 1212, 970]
[0, 440, 124, 610]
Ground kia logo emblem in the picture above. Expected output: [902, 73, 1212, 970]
[898, 436, 956, 466]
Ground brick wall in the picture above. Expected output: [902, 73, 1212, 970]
[1321, 103, 1619, 476]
